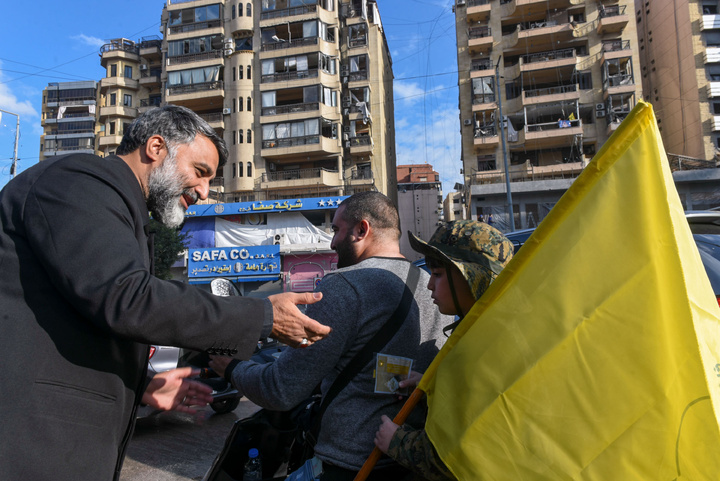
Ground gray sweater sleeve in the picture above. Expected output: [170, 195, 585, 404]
[230, 274, 359, 410]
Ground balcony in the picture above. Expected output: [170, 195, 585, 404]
[467, 0, 491, 22]
[262, 68, 319, 84]
[261, 134, 339, 158]
[100, 39, 139, 67]
[709, 82, 720, 98]
[500, 0, 578, 21]
[348, 168, 374, 185]
[260, 4, 318, 21]
[470, 58, 493, 77]
[705, 47, 720, 63]
[469, 159, 587, 186]
[167, 81, 224, 97]
[514, 20, 574, 50]
[522, 84, 579, 105]
[260, 167, 341, 190]
[349, 136, 373, 155]
[262, 102, 319, 117]
[519, 47, 576, 72]
[468, 26, 493, 55]
[601, 40, 632, 62]
[140, 69, 162, 87]
[99, 133, 124, 147]
[167, 50, 223, 66]
[603, 75, 635, 98]
[261, 37, 319, 52]
[98, 105, 137, 119]
[701, 14, 720, 31]
[521, 119, 582, 149]
[139, 37, 162, 59]
[100, 76, 139, 90]
[597, 4, 628, 34]
[198, 111, 224, 130]
[168, 19, 221, 35]
[473, 124, 499, 148]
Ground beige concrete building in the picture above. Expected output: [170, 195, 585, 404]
[96, 0, 397, 204]
[443, 191, 467, 222]
[454, 0, 643, 230]
[39, 81, 100, 161]
[635, 0, 720, 209]
[396, 164, 442, 261]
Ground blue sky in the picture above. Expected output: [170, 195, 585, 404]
[0, 0, 462, 193]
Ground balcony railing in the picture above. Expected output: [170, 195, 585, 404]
[139, 38, 162, 49]
[526, 119, 580, 133]
[351, 169, 373, 180]
[472, 59, 493, 71]
[474, 124, 497, 138]
[262, 135, 321, 149]
[261, 4, 317, 20]
[261, 69, 319, 83]
[45, 145, 95, 152]
[604, 74, 634, 89]
[468, 26, 492, 39]
[261, 102, 319, 116]
[524, 84, 577, 98]
[167, 81, 224, 95]
[167, 50, 223, 66]
[169, 19, 221, 35]
[261, 37, 319, 52]
[468, 0, 490, 6]
[599, 5, 626, 18]
[47, 128, 96, 135]
[521, 47, 575, 65]
[473, 93, 496, 105]
[349, 70, 369, 81]
[602, 40, 631, 52]
[140, 98, 162, 107]
[349, 37, 368, 48]
[262, 167, 336, 182]
[141, 69, 162, 78]
[198, 112, 223, 123]
[350, 136, 372, 146]
[519, 19, 558, 31]
[100, 42, 138, 55]
[48, 112, 94, 120]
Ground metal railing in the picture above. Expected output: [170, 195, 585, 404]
[474, 125, 497, 138]
[349, 70, 369, 81]
[140, 98, 162, 107]
[604, 74, 634, 89]
[519, 19, 559, 31]
[139, 38, 162, 50]
[521, 48, 575, 64]
[668, 153, 719, 171]
[599, 4, 626, 18]
[262, 135, 321, 149]
[472, 59, 493, 71]
[262, 167, 337, 183]
[169, 19, 221, 34]
[260, 4, 317, 20]
[167, 80, 224, 95]
[261, 37, 318, 52]
[469, 26, 492, 39]
[472, 93, 496, 104]
[526, 119, 580, 132]
[47, 128, 96, 135]
[351, 169, 373, 180]
[141, 69, 162, 78]
[524, 84, 577, 98]
[100, 42, 138, 55]
[602, 40, 631, 52]
[350, 136, 372, 146]
[468, 0, 490, 6]
[261, 102, 319, 116]
[349, 37, 368, 48]
[470, 161, 586, 185]
[48, 112, 94, 119]
[261, 69, 319, 83]
[167, 50, 223, 66]
[198, 112, 223, 123]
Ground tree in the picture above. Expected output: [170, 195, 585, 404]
[149, 219, 189, 280]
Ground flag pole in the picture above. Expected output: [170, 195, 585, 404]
[353, 388, 425, 481]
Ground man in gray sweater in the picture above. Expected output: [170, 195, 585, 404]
[211, 192, 452, 480]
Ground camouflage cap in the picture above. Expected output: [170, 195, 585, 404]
[409, 220, 514, 300]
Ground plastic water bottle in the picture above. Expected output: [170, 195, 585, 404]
[243, 448, 262, 481]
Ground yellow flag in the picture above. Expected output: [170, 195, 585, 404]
[419, 102, 720, 480]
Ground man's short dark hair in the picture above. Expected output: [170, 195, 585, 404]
[117, 105, 228, 168]
[340, 191, 401, 240]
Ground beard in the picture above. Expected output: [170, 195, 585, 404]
[334, 234, 359, 268]
[146, 150, 196, 229]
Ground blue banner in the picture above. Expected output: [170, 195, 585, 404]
[185, 196, 349, 218]
[188, 245, 281, 280]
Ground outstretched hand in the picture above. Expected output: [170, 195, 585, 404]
[141, 367, 214, 414]
[267, 292, 331, 348]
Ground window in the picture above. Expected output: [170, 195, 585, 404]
[247, 3, 252, 16]
[247, 162, 252, 177]
[713, 103, 720, 114]
[238, 2, 243, 16]
[238, 161, 244, 177]
[239, 65, 243, 79]
[472, 77, 495, 104]
[247, 65, 251, 79]
[247, 129, 252, 143]
[238, 96, 243, 111]
[109, 93, 116, 106]
[239, 129, 244, 143]
[123, 94, 132, 107]
[233, 67, 236, 81]
[232, 4, 236, 18]
[247, 96, 252, 111]
[110, 64, 117, 77]
[349, 24, 368, 48]
[232, 163, 237, 178]
[109, 121, 116, 135]
[232, 98, 236, 113]
[232, 131, 236, 145]
[124, 65, 132, 78]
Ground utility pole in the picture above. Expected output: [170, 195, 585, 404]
[495, 56, 515, 232]
[0, 108, 20, 178]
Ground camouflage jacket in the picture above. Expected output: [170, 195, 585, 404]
[386, 425, 456, 481]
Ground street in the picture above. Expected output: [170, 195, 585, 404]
[120, 398, 261, 481]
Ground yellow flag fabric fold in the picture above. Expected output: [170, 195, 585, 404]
[419, 102, 720, 480]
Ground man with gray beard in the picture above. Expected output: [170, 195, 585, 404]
[0, 105, 331, 481]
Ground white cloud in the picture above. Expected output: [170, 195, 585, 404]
[71, 34, 106, 49]
[0, 62, 39, 119]
[394, 82, 427, 104]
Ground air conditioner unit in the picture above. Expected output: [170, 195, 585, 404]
[342, 100, 352, 108]
[224, 48, 234, 57]
[463, 119, 472, 126]
[341, 67, 349, 76]
[457, 0, 466, 5]
[222, 107, 232, 115]
[273, 233, 286, 245]
[139, 64, 148, 71]
[342, 77, 348, 84]
[343, 126, 351, 133]
[596, 109, 606, 118]
[595, 103, 605, 111]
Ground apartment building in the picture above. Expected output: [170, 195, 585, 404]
[396, 164, 442, 261]
[443, 191, 467, 222]
[96, 0, 396, 204]
[635, 0, 720, 210]
[39, 81, 100, 161]
[454, 0, 643, 230]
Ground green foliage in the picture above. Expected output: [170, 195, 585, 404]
[149, 219, 189, 280]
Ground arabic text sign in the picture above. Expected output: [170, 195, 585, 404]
[188, 245, 281, 279]
[185, 196, 349, 218]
